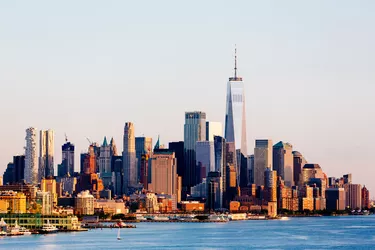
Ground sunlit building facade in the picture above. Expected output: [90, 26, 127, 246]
[39, 129, 55, 180]
[25, 127, 38, 185]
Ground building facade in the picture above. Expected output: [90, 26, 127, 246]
[184, 111, 206, 192]
[75, 190, 95, 215]
[25, 127, 38, 185]
[196, 141, 215, 183]
[135, 137, 153, 182]
[123, 122, 137, 194]
[39, 129, 55, 180]
[273, 141, 294, 187]
[61, 141, 75, 177]
[292, 151, 307, 187]
[254, 140, 273, 186]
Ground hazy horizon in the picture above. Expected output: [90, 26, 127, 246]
[0, 1, 374, 194]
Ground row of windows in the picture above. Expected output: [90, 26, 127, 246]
[232, 94, 243, 103]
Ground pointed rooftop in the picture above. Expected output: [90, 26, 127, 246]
[154, 135, 160, 151]
[103, 136, 108, 147]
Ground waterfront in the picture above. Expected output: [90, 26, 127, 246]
[1, 216, 375, 249]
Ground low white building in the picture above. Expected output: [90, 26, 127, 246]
[75, 190, 95, 215]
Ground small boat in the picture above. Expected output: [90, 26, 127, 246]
[19, 227, 32, 235]
[280, 216, 289, 221]
[39, 220, 58, 234]
[117, 227, 121, 240]
[8, 220, 23, 236]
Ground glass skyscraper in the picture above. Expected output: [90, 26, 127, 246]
[224, 49, 247, 182]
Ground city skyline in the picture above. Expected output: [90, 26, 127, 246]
[0, 1, 374, 194]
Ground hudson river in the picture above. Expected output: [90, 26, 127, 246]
[1, 216, 375, 249]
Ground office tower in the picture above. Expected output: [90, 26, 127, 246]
[325, 188, 346, 211]
[224, 49, 247, 181]
[83, 145, 97, 174]
[0, 191, 27, 213]
[225, 164, 237, 204]
[123, 122, 137, 194]
[206, 171, 223, 210]
[25, 127, 38, 185]
[135, 137, 153, 182]
[3, 163, 15, 185]
[273, 141, 294, 187]
[0, 176, 2, 186]
[149, 150, 179, 199]
[264, 168, 277, 202]
[61, 141, 75, 177]
[214, 136, 226, 201]
[206, 121, 223, 141]
[345, 184, 362, 209]
[39, 129, 55, 180]
[328, 177, 336, 187]
[293, 151, 307, 186]
[140, 153, 149, 190]
[239, 154, 248, 188]
[226, 142, 237, 169]
[361, 186, 370, 209]
[301, 164, 326, 184]
[12, 155, 25, 183]
[99, 137, 111, 187]
[343, 174, 352, 184]
[254, 140, 273, 186]
[110, 137, 118, 157]
[196, 141, 215, 183]
[113, 158, 123, 196]
[184, 111, 206, 191]
[75, 190, 95, 215]
[36, 191, 52, 215]
[248, 154, 254, 185]
[41, 177, 57, 205]
[169, 141, 185, 178]
[300, 185, 314, 211]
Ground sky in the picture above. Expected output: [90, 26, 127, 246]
[0, 1, 374, 194]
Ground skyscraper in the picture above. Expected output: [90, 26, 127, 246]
[292, 151, 307, 187]
[61, 141, 75, 177]
[168, 141, 185, 178]
[25, 127, 38, 185]
[184, 111, 206, 192]
[109, 137, 118, 157]
[196, 141, 215, 183]
[273, 141, 294, 187]
[13, 155, 25, 183]
[99, 137, 111, 187]
[135, 137, 153, 182]
[206, 121, 223, 141]
[224, 48, 247, 179]
[206, 171, 223, 210]
[214, 136, 226, 201]
[39, 129, 55, 180]
[254, 139, 273, 186]
[149, 150, 179, 198]
[123, 122, 137, 194]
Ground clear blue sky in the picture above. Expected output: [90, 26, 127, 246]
[0, 1, 374, 194]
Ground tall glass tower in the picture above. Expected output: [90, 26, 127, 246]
[224, 48, 247, 180]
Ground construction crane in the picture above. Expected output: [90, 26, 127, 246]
[86, 137, 93, 145]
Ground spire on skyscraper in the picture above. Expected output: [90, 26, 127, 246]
[234, 45, 237, 79]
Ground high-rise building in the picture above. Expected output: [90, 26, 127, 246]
[109, 137, 118, 157]
[273, 141, 294, 187]
[3, 163, 15, 185]
[149, 150, 180, 200]
[325, 188, 346, 211]
[41, 177, 57, 205]
[75, 190, 95, 215]
[361, 186, 370, 209]
[168, 141, 185, 178]
[25, 127, 38, 185]
[99, 137, 111, 187]
[292, 151, 307, 187]
[135, 137, 153, 182]
[214, 136, 226, 202]
[0, 176, 2, 186]
[36, 191, 52, 215]
[264, 168, 277, 202]
[140, 153, 149, 190]
[254, 140, 273, 186]
[39, 129, 55, 180]
[184, 111, 206, 192]
[13, 155, 25, 183]
[206, 121, 223, 141]
[61, 141, 75, 177]
[112, 158, 123, 196]
[239, 154, 248, 188]
[224, 49, 247, 182]
[196, 141, 215, 183]
[123, 122, 137, 194]
[345, 183, 362, 209]
[83, 145, 97, 174]
[206, 171, 223, 210]
[248, 154, 254, 185]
